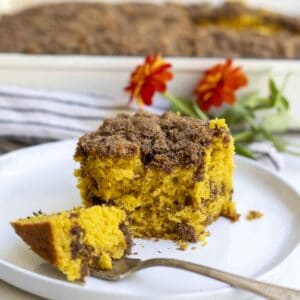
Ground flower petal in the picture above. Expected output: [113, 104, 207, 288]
[194, 59, 248, 111]
[141, 84, 155, 106]
[124, 55, 173, 107]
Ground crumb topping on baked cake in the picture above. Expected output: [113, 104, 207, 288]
[74, 113, 237, 244]
[75, 112, 230, 179]
[1, 2, 300, 58]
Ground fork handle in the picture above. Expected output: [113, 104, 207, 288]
[135, 258, 300, 300]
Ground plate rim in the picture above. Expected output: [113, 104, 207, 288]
[0, 139, 299, 299]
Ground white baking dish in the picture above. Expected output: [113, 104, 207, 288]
[2, 0, 300, 15]
[0, 0, 299, 124]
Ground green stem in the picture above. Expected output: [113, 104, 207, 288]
[234, 102, 258, 129]
[259, 127, 287, 152]
[235, 143, 255, 159]
[163, 91, 200, 119]
[245, 115, 258, 130]
[192, 99, 209, 120]
[233, 130, 254, 143]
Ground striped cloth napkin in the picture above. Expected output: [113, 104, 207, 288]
[0, 84, 285, 170]
[0, 85, 167, 154]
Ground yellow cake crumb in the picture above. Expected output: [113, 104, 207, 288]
[176, 241, 189, 251]
[246, 210, 264, 221]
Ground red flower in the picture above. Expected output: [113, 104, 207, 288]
[195, 59, 248, 111]
[125, 55, 173, 107]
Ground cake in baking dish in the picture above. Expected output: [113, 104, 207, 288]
[11, 206, 132, 282]
[74, 112, 239, 243]
[0, 2, 300, 58]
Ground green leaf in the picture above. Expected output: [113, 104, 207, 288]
[275, 95, 289, 111]
[239, 91, 259, 106]
[259, 127, 287, 152]
[239, 91, 273, 110]
[269, 77, 290, 112]
[247, 97, 274, 110]
[217, 105, 249, 126]
[269, 78, 278, 96]
[281, 96, 290, 110]
[261, 111, 290, 133]
[238, 76, 290, 115]
[235, 143, 255, 159]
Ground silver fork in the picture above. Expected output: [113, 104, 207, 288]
[91, 257, 300, 300]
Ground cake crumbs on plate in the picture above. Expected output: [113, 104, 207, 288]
[176, 241, 189, 251]
[246, 210, 264, 221]
[192, 246, 197, 250]
[200, 240, 208, 247]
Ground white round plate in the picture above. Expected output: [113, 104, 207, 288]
[0, 140, 299, 300]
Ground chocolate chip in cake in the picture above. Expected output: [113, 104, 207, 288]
[90, 195, 108, 206]
[177, 222, 197, 242]
[70, 225, 85, 238]
[70, 225, 86, 259]
[70, 212, 79, 219]
[209, 180, 218, 199]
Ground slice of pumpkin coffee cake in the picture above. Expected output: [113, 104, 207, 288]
[11, 206, 131, 282]
[74, 112, 239, 243]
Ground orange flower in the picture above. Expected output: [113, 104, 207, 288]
[195, 59, 248, 111]
[125, 55, 173, 107]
